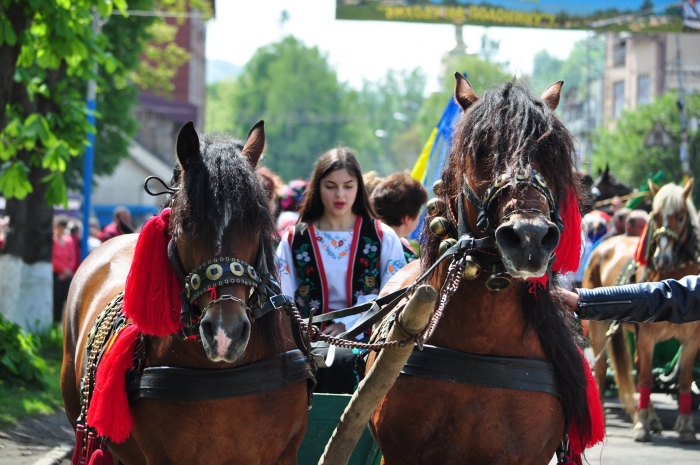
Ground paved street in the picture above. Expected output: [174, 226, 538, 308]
[1, 395, 699, 464]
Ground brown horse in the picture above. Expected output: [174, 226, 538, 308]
[366, 77, 596, 464]
[587, 179, 700, 444]
[61, 122, 311, 464]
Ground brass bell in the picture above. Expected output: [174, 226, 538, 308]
[439, 238, 457, 255]
[462, 255, 482, 280]
[426, 198, 444, 216]
[432, 179, 444, 196]
[485, 265, 511, 292]
[429, 217, 449, 236]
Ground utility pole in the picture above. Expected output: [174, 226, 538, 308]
[676, 34, 691, 178]
[81, 9, 102, 260]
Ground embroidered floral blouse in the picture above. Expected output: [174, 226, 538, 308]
[276, 221, 407, 335]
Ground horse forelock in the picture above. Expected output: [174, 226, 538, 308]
[653, 183, 698, 229]
[421, 82, 581, 269]
[169, 133, 277, 276]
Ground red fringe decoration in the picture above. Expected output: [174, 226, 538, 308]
[88, 324, 141, 443]
[569, 348, 604, 457]
[122, 208, 182, 337]
[528, 187, 583, 289]
[87, 447, 114, 465]
[70, 423, 86, 465]
[553, 188, 582, 274]
[634, 220, 652, 266]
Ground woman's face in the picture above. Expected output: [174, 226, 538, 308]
[319, 168, 358, 220]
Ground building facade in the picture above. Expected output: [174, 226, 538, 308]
[604, 32, 700, 126]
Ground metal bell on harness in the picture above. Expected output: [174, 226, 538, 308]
[426, 197, 444, 217]
[432, 179, 444, 196]
[462, 255, 482, 280]
[439, 238, 457, 255]
[429, 217, 450, 236]
[485, 265, 511, 291]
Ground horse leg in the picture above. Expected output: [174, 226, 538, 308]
[632, 329, 656, 442]
[588, 319, 609, 404]
[675, 339, 700, 444]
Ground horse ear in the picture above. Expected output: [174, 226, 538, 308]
[454, 72, 478, 111]
[647, 178, 661, 197]
[540, 80, 563, 111]
[241, 120, 265, 167]
[682, 177, 694, 200]
[176, 121, 201, 170]
[605, 163, 610, 175]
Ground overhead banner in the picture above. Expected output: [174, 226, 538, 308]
[336, 0, 700, 33]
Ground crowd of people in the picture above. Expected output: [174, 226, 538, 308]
[50, 206, 136, 323]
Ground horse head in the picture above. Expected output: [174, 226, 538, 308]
[593, 164, 632, 201]
[431, 75, 578, 281]
[647, 178, 697, 272]
[169, 121, 275, 363]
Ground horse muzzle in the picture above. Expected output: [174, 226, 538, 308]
[495, 214, 560, 278]
[199, 301, 251, 363]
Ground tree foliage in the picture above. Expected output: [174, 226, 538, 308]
[592, 92, 700, 203]
[0, 0, 127, 206]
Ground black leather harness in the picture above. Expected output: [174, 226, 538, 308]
[401, 345, 560, 397]
[127, 349, 315, 402]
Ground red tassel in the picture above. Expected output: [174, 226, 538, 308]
[88, 324, 141, 443]
[122, 208, 182, 337]
[569, 348, 604, 455]
[87, 447, 114, 465]
[553, 188, 582, 274]
[71, 423, 86, 465]
[83, 430, 99, 465]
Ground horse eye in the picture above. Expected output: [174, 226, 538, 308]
[678, 215, 685, 223]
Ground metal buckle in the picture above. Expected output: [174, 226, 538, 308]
[268, 294, 290, 309]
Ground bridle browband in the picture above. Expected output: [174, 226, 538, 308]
[145, 175, 289, 338]
[460, 165, 563, 236]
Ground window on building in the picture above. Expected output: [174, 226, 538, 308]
[613, 81, 625, 118]
[638, 75, 651, 105]
[613, 41, 626, 68]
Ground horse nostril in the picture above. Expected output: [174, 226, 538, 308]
[541, 225, 560, 253]
[495, 225, 523, 250]
[238, 319, 251, 343]
[200, 319, 214, 342]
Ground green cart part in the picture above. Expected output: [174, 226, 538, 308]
[298, 393, 382, 465]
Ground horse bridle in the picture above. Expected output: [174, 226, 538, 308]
[647, 212, 698, 271]
[460, 165, 563, 236]
[427, 165, 562, 292]
[145, 175, 289, 338]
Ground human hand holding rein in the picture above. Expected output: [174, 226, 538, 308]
[550, 288, 579, 313]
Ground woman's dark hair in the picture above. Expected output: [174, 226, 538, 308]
[371, 173, 428, 226]
[299, 147, 375, 223]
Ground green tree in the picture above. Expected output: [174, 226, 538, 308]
[592, 92, 700, 204]
[220, 36, 347, 180]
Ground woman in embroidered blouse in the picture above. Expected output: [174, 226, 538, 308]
[276, 147, 407, 393]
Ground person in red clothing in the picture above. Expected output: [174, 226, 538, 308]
[67, 219, 82, 271]
[100, 206, 133, 241]
[52, 215, 77, 323]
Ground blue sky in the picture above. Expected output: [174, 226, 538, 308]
[206, 0, 589, 93]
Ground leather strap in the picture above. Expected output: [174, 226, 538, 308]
[401, 345, 561, 397]
[127, 349, 315, 402]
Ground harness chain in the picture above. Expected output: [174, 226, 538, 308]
[77, 292, 126, 454]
